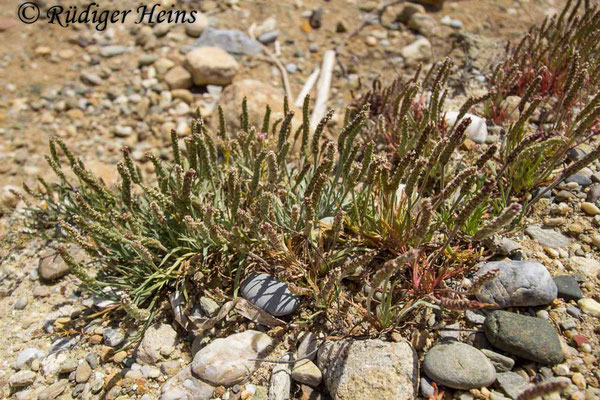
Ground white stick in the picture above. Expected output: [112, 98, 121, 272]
[310, 50, 336, 130]
[294, 67, 320, 107]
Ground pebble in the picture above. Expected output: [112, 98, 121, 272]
[577, 298, 600, 316]
[423, 342, 496, 389]
[9, 370, 36, 387]
[99, 45, 128, 58]
[192, 28, 261, 55]
[297, 332, 318, 361]
[81, 71, 103, 86]
[191, 330, 272, 386]
[481, 349, 515, 372]
[581, 202, 600, 215]
[86, 352, 99, 369]
[240, 273, 301, 317]
[269, 354, 292, 400]
[185, 13, 209, 37]
[257, 30, 279, 44]
[185, 46, 240, 86]
[484, 310, 564, 365]
[164, 66, 192, 90]
[554, 275, 583, 301]
[566, 174, 592, 187]
[103, 328, 125, 347]
[135, 323, 178, 364]
[400, 37, 432, 67]
[525, 225, 571, 248]
[473, 260, 557, 308]
[496, 372, 528, 399]
[291, 359, 322, 387]
[38, 379, 68, 400]
[466, 310, 486, 324]
[14, 296, 28, 310]
[75, 360, 92, 383]
[16, 348, 45, 370]
[199, 296, 219, 316]
[285, 63, 298, 73]
[444, 111, 488, 144]
[586, 184, 600, 202]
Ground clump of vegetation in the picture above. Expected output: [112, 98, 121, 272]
[20, 1, 600, 338]
[354, 0, 600, 218]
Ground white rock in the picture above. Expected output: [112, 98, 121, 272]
[135, 323, 178, 364]
[444, 111, 488, 144]
[191, 330, 272, 386]
[400, 37, 432, 67]
[15, 348, 45, 370]
[269, 354, 292, 400]
[9, 370, 36, 387]
[569, 256, 600, 279]
[185, 13, 209, 37]
[578, 298, 600, 317]
[185, 46, 240, 86]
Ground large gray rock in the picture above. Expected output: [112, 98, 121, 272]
[135, 323, 178, 364]
[160, 365, 214, 400]
[191, 330, 272, 386]
[473, 260, 557, 308]
[192, 28, 261, 55]
[317, 339, 418, 400]
[525, 225, 571, 248]
[484, 310, 564, 365]
[422, 342, 496, 390]
[240, 273, 301, 317]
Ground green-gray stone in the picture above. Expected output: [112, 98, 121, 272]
[484, 311, 564, 365]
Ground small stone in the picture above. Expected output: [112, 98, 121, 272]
[581, 202, 600, 215]
[525, 225, 571, 248]
[496, 372, 528, 400]
[257, 30, 279, 45]
[554, 275, 583, 301]
[38, 380, 68, 400]
[466, 310, 487, 324]
[99, 45, 128, 58]
[39, 251, 70, 280]
[484, 310, 564, 365]
[59, 358, 78, 373]
[365, 36, 377, 46]
[9, 370, 36, 387]
[586, 185, 600, 202]
[292, 359, 322, 387]
[481, 349, 515, 373]
[185, 13, 209, 37]
[86, 353, 99, 369]
[161, 365, 215, 400]
[423, 342, 496, 389]
[285, 63, 298, 74]
[473, 260, 557, 308]
[400, 37, 432, 67]
[553, 363, 570, 376]
[164, 66, 192, 90]
[192, 28, 261, 55]
[14, 296, 28, 310]
[569, 257, 600, 279]
[408, 13, 438, 36]
[161, 361, 181, 376]
[572, 372, 586, 390]
[16, 348, 44, 370]
[578, 298, 600, 317]
[135, 323, 178, 364]
[297, 332, 318, 361]
[240, 273, 301, 316]
[199, 297, 219, 316]
[269, 354, 292, 400]
[185, 47, 239, 86]
[396, 3, 426, 23]
[192, 330, 273, 386]
[444, 111, 488, 144]
[566, 174, 592, 187]
[103, 328, 125, 347]
[75, 360, 92, 383]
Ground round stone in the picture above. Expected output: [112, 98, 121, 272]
[240, 273, 301, 317]
[423, 342, 496, 389]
